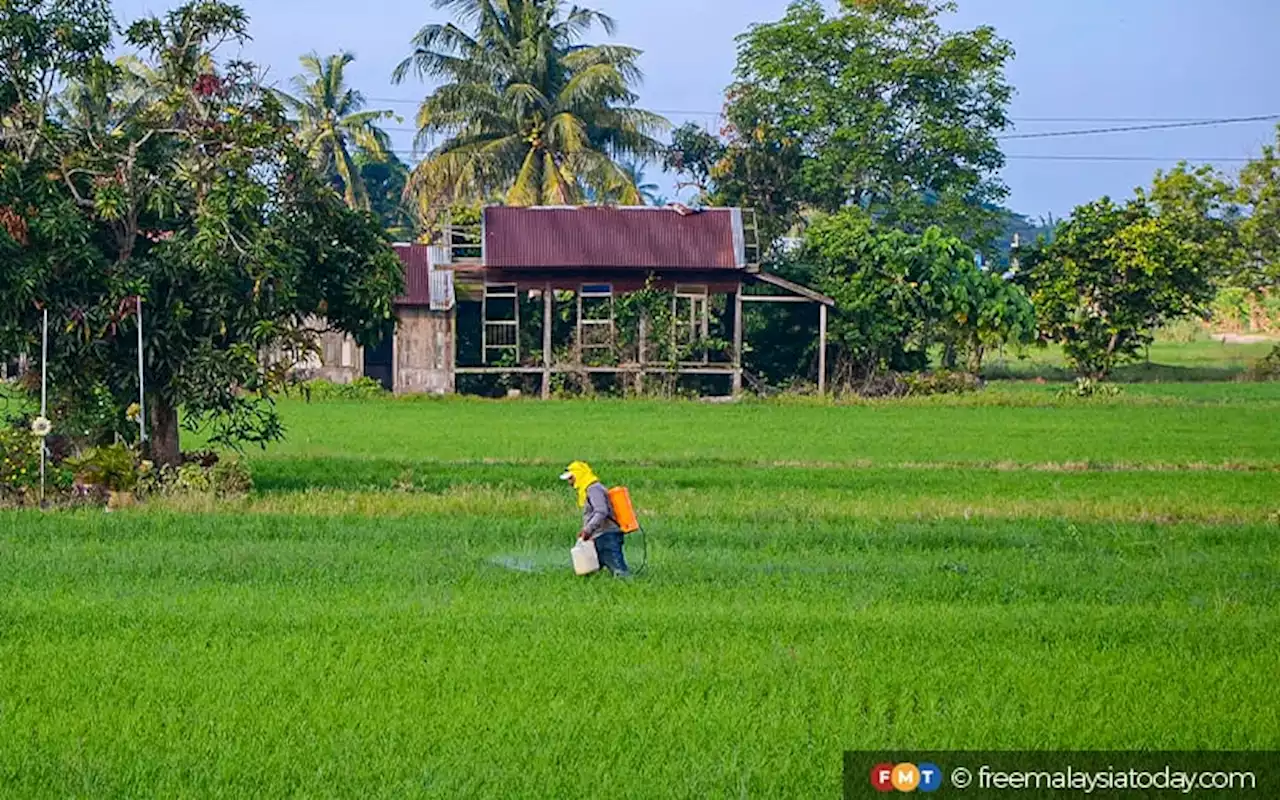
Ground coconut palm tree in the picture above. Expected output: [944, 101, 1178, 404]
[53, 55, 170, 132]
[621, 160, 661, 204]
[392, 0, 668, 211]
[276, 52, 396, 211]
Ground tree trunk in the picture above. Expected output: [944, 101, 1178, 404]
[148, 399, 181, 468]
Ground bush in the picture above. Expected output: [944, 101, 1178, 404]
[903, 370, 983, 396]
[295, 377, 387, 401]
[0, 424, 41, 497]
[64, 442, 140, 492]
[1057, 377, 1123, 399]
[211, 455, 253, 496]
[138, 451, 253, 499]
[1249, 346, 1280, 381]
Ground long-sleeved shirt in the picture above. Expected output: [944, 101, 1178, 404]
[582, 482, 622, 540]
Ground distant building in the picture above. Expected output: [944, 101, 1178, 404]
[309, 205, 835, 396]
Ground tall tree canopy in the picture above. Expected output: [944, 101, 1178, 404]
[392, 0, 668, 213]
[668, 0, 1014, 251]
[1238, 125, 1280, 291]
[1019, 191, 1222, 379]
[276, 52, 397, 211]
[0, 0, 403, 466]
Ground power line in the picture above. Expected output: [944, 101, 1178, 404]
[1003, 154, 1253, 163]
[997, 114, 1280, 141]
[381, 149, 1254, 166]
[364, 96, 1280, 129]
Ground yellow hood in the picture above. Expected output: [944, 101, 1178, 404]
[560, 461, 600, 508]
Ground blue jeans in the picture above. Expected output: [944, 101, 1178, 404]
[593, 531, 630, 577]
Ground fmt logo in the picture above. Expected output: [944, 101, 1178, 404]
[870, 762, 941, 793]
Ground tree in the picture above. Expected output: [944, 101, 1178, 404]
[358, 151, 418, 239]
[667, 0, 1014, 251]
[1238, 125, 1280, 290]
[1, 1, 404, 466]
[617, 160, 661, 204]
[0, 0, 113, 363]
[1144, 162, 1241, 280]
[276, 52, 397, 211]
[1019, 196, 1219, 379]
[392, 0, 668, 212]
[802, 208, 1034, 387]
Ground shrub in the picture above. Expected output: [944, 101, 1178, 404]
[296, 377, 387, 401]
[211, 455, 253, 496]
[138, 451, 253, 499]
[1057, 377, 1123, 399]
[903, 370, 983, 396]
[0, 424, 41, 497]
[64, 442, 140, 493]
[1249, 346, 1280, 381]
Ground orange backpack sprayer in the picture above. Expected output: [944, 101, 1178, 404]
[607, 486, 648, 574]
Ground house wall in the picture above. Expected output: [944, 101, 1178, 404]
[395, 307, 455, 395]
[315, 327, 364, 385]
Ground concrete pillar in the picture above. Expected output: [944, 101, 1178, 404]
[818, 304, 828, 394]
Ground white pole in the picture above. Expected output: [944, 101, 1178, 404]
[136, 297, 146, 442]
[818, 304, 828, 395]
[39, 308, 47, 505]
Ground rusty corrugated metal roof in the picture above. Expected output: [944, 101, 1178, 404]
[482, 206, 745, 270]
[394, 243, 454, 309]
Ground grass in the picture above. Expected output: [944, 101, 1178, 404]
[2, 373, 1280, 797]
[246, 387, 1280, 470]
[985, 335, 1276, 382]
[2, 511, 1277, 797]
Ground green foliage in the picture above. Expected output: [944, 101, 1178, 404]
[0, 0, 113, 123]
[1020, 194, 1222, 379]
[64, 441, 140, 492]
[801, 208, 1034, 387]
[1057, 377, 1124, 400]
[1209, 288, 1280, 334]
[1145, 163, 1242, 277]
[903, 370, 982, 396]
[670, 0, 1014, 250]
[137, 452, 253, 498]
[275, 51, 398, 211]
[295, 377, 388, 402]
[0, 1, 405, 466]
[358, 153, 418, 239]
[392, 0, 668, 210]
[1250, 346, 1280, 381]
[0, 425, 41, 494]
[1237, 125, 1280, 290]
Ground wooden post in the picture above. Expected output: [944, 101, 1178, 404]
[732, 290, 744, 395]
[637, 312, 648, 395]
[818, 304, 828, 395]
[448, 307, 457, 394]
[542, 283, 552, 399]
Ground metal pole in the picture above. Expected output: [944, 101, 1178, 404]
[818, 304, 828, 395]
[732, 290, 744, 395]
[39, 308, 47, 505]
[136, 297, 146, 442]
[542, 283, 552, 400]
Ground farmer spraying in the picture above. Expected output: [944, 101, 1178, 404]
[561, 461, 630, 577]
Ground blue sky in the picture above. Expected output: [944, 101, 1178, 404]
[111, 0, 1280, 219]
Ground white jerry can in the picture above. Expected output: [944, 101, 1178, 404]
[571, 538, 600, 576]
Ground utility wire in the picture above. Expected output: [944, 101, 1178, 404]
[1002, 154, 1253, 163]
[997, 114, 1280, 141]
[364, 96, 1280, 129]
[382, 147, 1257, 164]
